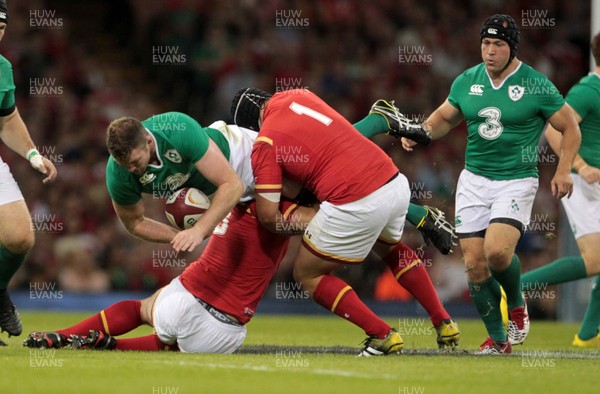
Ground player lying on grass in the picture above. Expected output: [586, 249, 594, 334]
[232, 87, 458, 356]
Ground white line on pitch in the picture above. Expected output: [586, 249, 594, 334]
[153, 359, 399, 380]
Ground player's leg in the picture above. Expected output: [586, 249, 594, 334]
[293, 247, 393, 336]
[486, 176, 538, 346]
[461, 236, 510, 354]
[573, 234, 600, 345]
[0, 198, 35, 338]
[372, 241, 458, 348]
[23, 296, 149, 349]
[294, 176, 409, 356]
[455, 169, 510, 354]
[522, 177, 598, 287]
[574, 275, 600, 346]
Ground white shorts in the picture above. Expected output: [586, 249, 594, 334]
[208, 121, 257, 202]
[302, 173, 409, 263]
[455, 169, 538, 236]
[0, 161, 24, 206]
[152, 277, 247, 354]
[561, 174, 600, 239]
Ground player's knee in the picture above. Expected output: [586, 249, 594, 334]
[484, 247, 512, 271]
[3, 230, 35, 254]
[581, 252, 600, 276]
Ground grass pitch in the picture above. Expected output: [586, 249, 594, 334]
[1, 312, 598, 394]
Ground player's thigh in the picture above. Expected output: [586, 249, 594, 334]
[459, 237, 489, 282]
[293, 244, 347, 283]
[140, 289, 162, 325]
[0, 199, 34, 253]
[302, 174, 408, 263]
[489, 176, 539, 230]
[377, 173, 410, 246]
[576, 234, 600, 275]
[563, 175, 600, 244]
[455, 170, 492, 236]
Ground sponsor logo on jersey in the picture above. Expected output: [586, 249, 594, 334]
[487, 28, 498, 35]
[139, 172, 156, 185]
[165, 173, 191, 191]
[508, 85, 525, 101]
[469, 84, 484, 96]
[164, 149, 182, 163]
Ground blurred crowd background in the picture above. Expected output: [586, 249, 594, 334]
[1, 0, 591, 317]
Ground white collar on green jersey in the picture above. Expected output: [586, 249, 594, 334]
[591, 72, 600, 79]
[485, 61, 522, 90]
[146, 128, 163, 169]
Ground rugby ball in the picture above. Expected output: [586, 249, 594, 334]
[165, 187, 211, 230]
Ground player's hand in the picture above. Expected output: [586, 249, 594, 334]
[32, 156, 58, 184]
[578, 165, 600, 184]
[170, 226, 208, 252]
[551, 171, 573, 199]
[401, 137, 418, 152]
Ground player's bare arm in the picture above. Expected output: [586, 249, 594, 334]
[171, 139, 243, 252]
[113, 199, 179, 243]
[0, 108, 57, 183]
[546, 103, 582, 198]
[401, 100, 463, 151]
[546, 108, 600, 184]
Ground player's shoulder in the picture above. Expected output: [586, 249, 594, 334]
[516, 62, 552, 82]
[455, 63, 485, 81]
[106, 155, 130, 180]
[571, 73, 600, 93]
[451, 64, 486, 91]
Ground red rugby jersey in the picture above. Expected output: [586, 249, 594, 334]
[180, 204, 292, 324]
[252, 90, 398, 205]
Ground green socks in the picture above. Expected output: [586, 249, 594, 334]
[578, 275, 600, 340]
[490, 254, 524, 310]
[353, 114, 390, 139]
[406, 203, 428, 228]
[469, 277, 507, 342]
[522, 256, 587, 287]
[0, 246, 27, 289]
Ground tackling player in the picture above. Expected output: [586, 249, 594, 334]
[402, 14, 580, 354]
[521, 31, 600, 347]
[0, 2, 58, 344]
[233, 87, 458, 356]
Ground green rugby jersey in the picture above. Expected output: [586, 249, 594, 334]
[106, 112, 230, 205]
[448, 62, 564, 180]
[565, 72, 600, 171]
[0, 55, 16, 116]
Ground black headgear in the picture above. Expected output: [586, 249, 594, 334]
[480, 14, 520, 62]
[230, 88, 272, 131]
[0, 0, 8, 25]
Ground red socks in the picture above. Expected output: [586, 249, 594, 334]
[313, 275, 391, 338]
[383, 243, 450, 326]
[57, 300, 143, 337]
